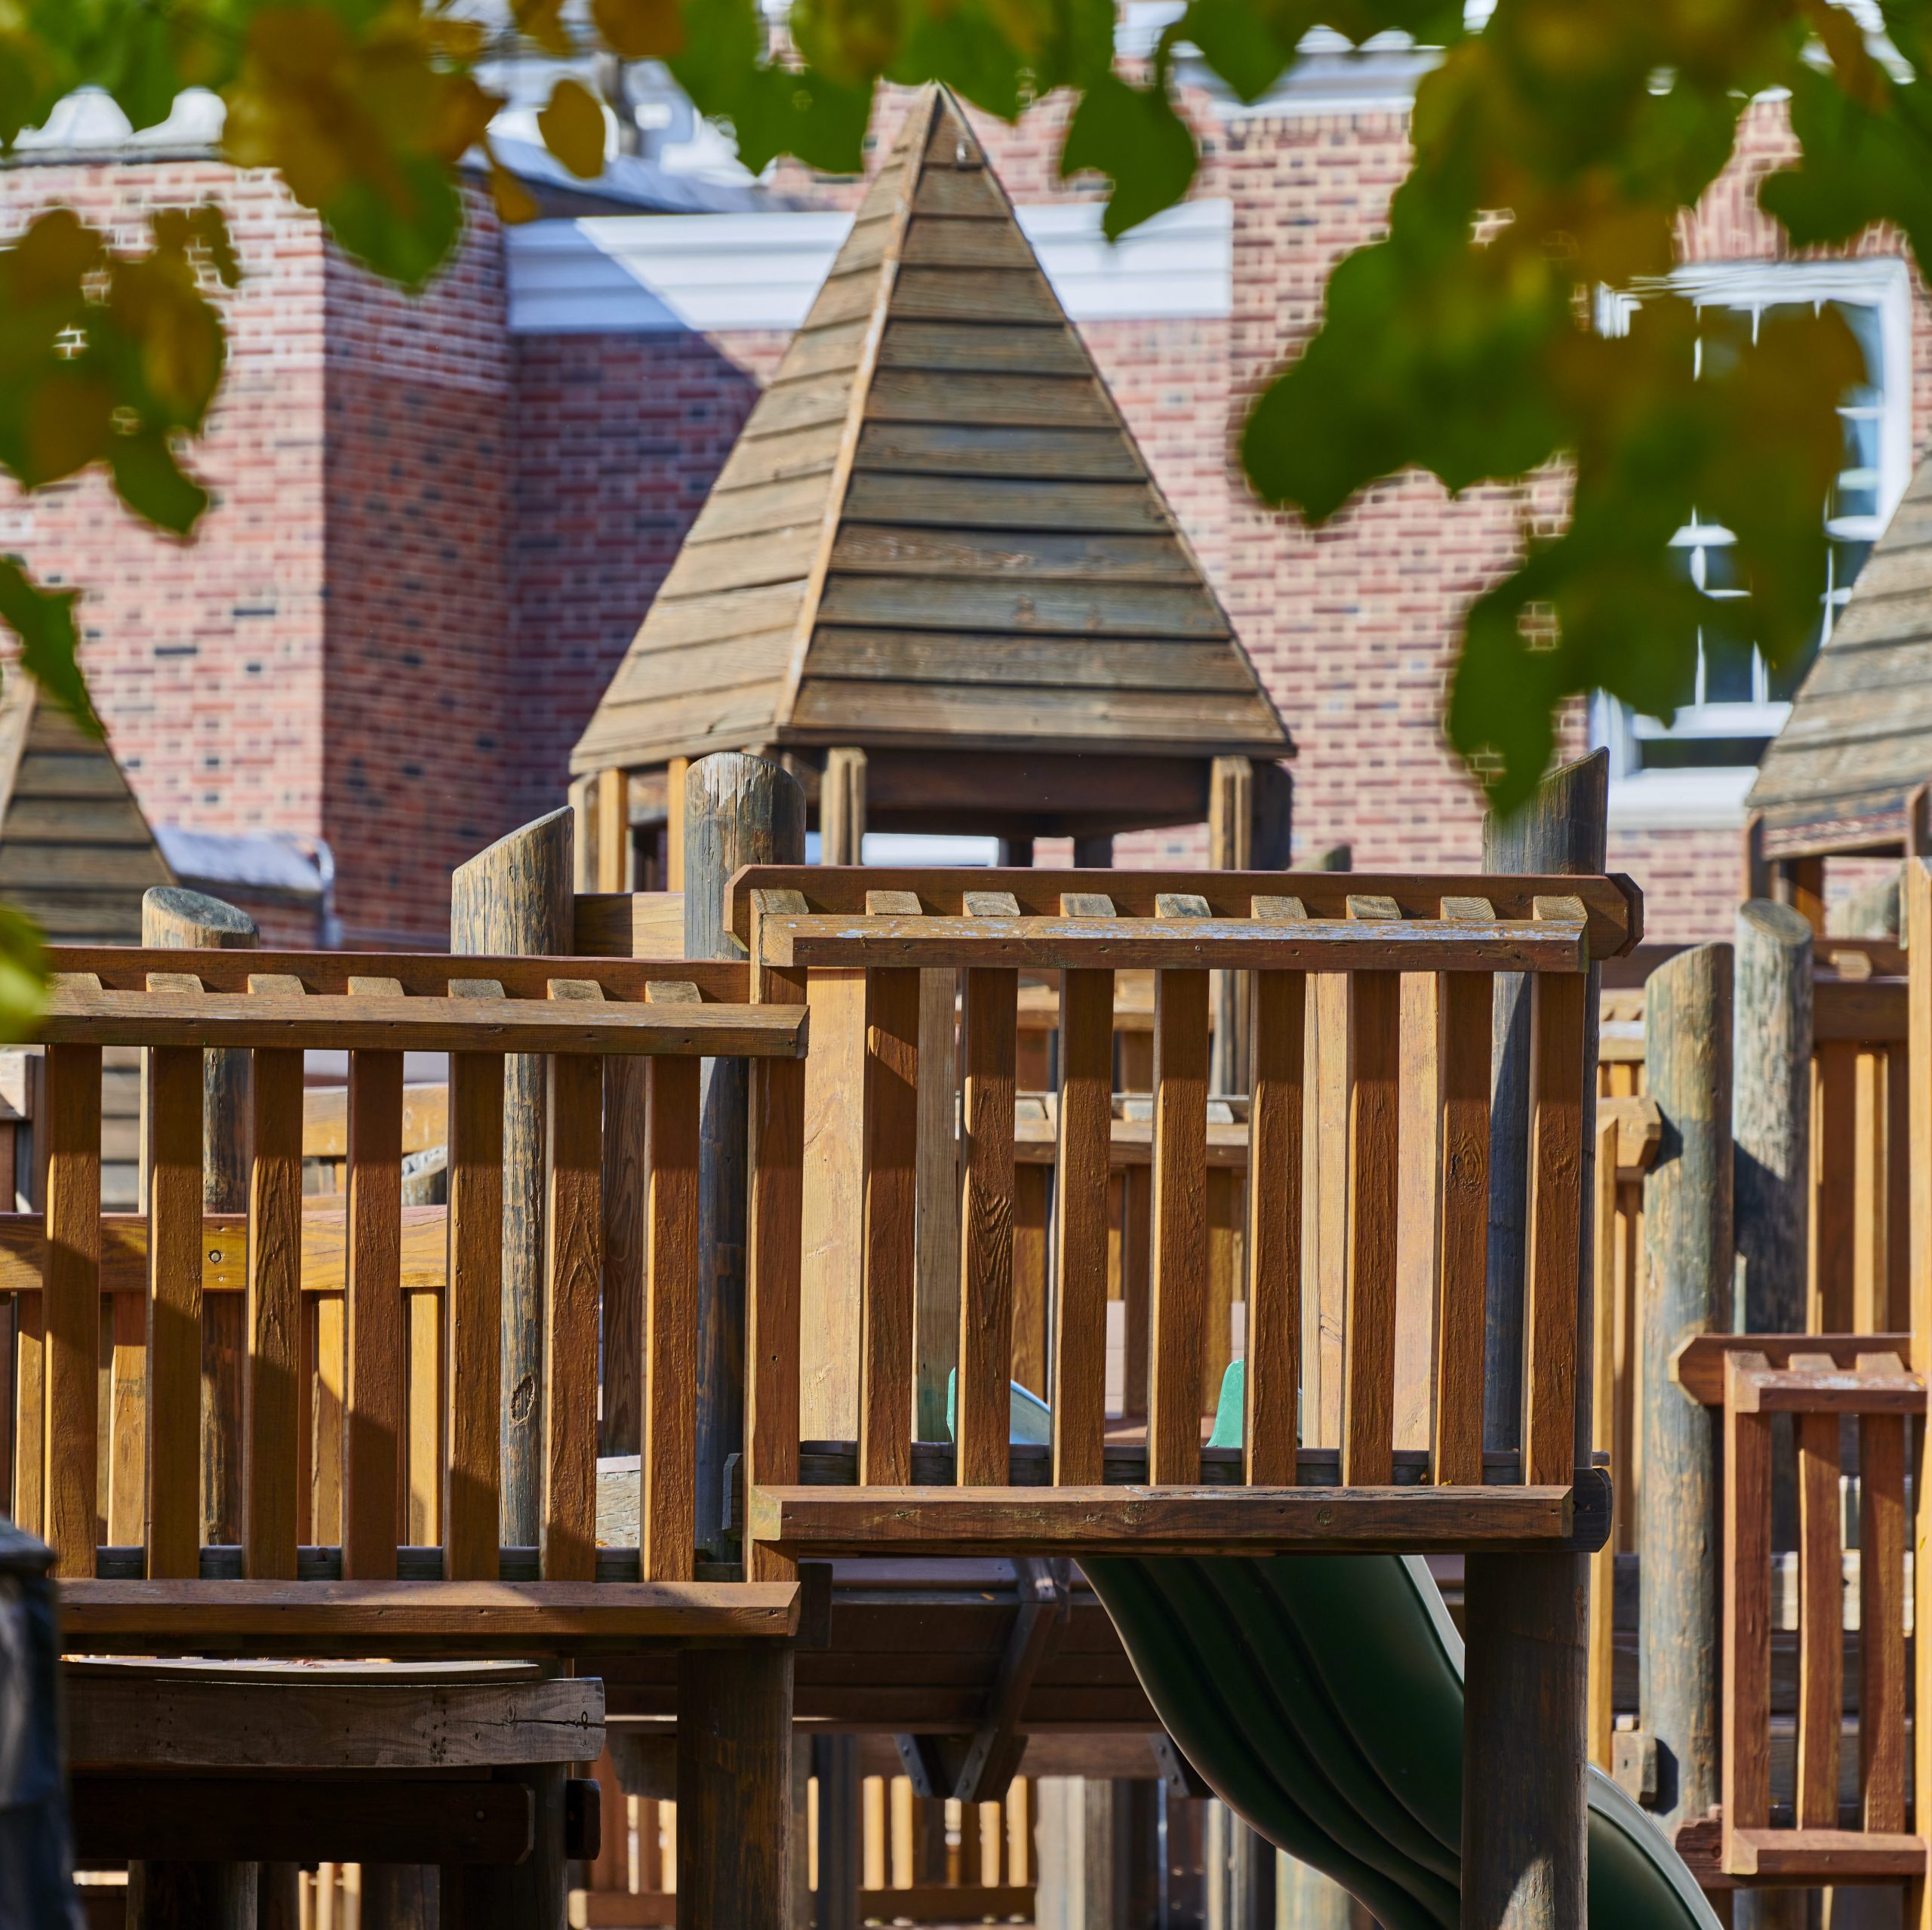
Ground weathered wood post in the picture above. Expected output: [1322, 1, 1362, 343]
[450, 809, 573, 1550]
[1641, 943, 1734, 1833]
[820, 748, 866, 866]
[1208, 756, 1251, 1096]
[1463, 750, 1605, 1930]
[680, 753, 804, 1930]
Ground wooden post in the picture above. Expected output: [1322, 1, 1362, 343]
[1641, 942, 1734, 1830]
[679, 1649, 796, 1928]
[684, 754, 806, 1558]
[811, 1731, 860, 1930]
[143, 885, 257, 1548]
[442, 1767, 568, 1930]
[821, 747, 866, 866]
[128, 1860, 260, 1929]
[450, 808, 573, 1549]
[1464, 750, 1605, 1930]
[1909, 860, 1932, 1930]
[1208, 756, 1251, 1096]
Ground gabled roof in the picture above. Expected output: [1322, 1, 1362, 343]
[571, 85, 1290, 777]
[0, 679, 171, 943]
[1748, 456, 1932, 854]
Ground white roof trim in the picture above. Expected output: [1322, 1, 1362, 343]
[505, 199, 1234, 334]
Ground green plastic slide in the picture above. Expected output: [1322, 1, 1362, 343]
[954, 1368, 1719, 1928]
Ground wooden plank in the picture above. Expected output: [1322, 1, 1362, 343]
[1434, 956, 1492, 1485]
[1724, 1830, 1926, 1880]
[42, 1042, 100, 1576]
[58, 1581, 798, 1650]
[756, 915, 1585, 977]
[827, 523, 1194, 584]
[1793, 1363, 1842, 1830]
[1907, 860, 1932, 1919]
[245, 1035, 304, 1581]
[1244, 950, 1304, 1486]
[804, 632, 1252, 694]
[1859, 1398, 1907, 1833]
[1012, 1162, 1049, 1399]
[747, 1483, 1598, 1557]
[875, 320, 1092, 380]
[1854, 1045, 1887, 1329]
[1721, 1354, 1774, 1852]
[860, 965, 921, 1485]
[1147, 897, 1210, 1486]
[1120, 1164, 1150, 1424]
[813, 575, 1226, 642]
[445, 1036, 505, 1581]
[145, 1043, 202, 1580]
[1523, 971, 1587, 1487]
[1669, 1330, 1913, 1405]
[406, 1284, 441, 1546]
[311, 1290, 344, 1545]
[106, 1255, 144, 1548]
[1342, 968, 1399, 1488]
[644, 1054, 700, 1581]
[1587, 1113, 1618, 1771]
[1811, 1039, 1857, 1331]
[36, 984, 804, 1057]
[343, 991, 405, 1580]
[914, 965, 960, 1443]
[955, 966, 1018, 1487]
[852, 420, 1146, 483]
[601, 1056, 648, 1457]
[1728, 1362, 1924, 1413]
[1052, 897, 1115, 1487]
[14, 1287, 42, 1533]
[543, 990, 605, 1583]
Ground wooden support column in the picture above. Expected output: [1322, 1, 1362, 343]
[1641, 943, 1734, 1832]
[1906, 860, 1932, 1930]
[685, 755, 807, 1559]
[811, 1731, 860, 1930]
[821, 747, 867, 866]
[1208, 756, 1252, 1096]
[450, 809, 573, 1548]
[679, 1650, 797, 1929]
[442, 1767, 568, 1930]
[129, 1859, 260, 1929]
[1463, 750, 1604, 1930]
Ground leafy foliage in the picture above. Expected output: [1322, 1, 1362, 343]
[0, 0, 1922, 826]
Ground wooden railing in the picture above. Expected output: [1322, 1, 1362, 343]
[730, 867, 1641, 1565]
[4, 946, 808, 1648]
[1670, 1335, 1921, 1886]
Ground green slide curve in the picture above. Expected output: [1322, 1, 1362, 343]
[955, 1369, 1719, 1928]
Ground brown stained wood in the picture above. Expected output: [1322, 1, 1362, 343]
[1853, 1045, 1887, 1329]
[106, 1275, 144, 1549]
[1147, 950, 1208, 1487]
[43, 1044, 101, 1577]
[956, 967, 1018, 1488]
[1723, 1829, 1926, 1880]
[1052, 950, 1115, 1486]
[310, 1290, 344, 1547]
[406, 1286, 441, 1546]
[245, 1043, 304, 1581]
[1433, 968, 1491, 1485]
[1723, 1353, 1774, 1846]
[1669, 1331, 1912, 1405]
[445, 1045, 505, 1581]
[144, 1045, 202, 1580]
[747, 1482, 1598, 1557]
[342, 1027, 404, 1581]
[1012, 1162, 1049, 1400]
[915, 965, 961, 1442]
[1886, 1042, 1911, 1333]
[1792, 1368, 1842, 1830]
[724, 868, 1638, 958]
[747, 950, 807, 1586]
[1811, 1039, 1857, 1332]
[1524, 971, 1587, 1488]
[1244, 968, 1303, 1485]
[644, 1054, 700, 1581]
[860, 966, 920, 1485]
[543, 1040, 603, 1583]
[1858, 1402, 1907, 1832]
[1120, 1164, 1150, 1424]
[676, 1646, 795, 1930]
[1908, 860, 1932, 1907]
[600, 1055, 648, 1458]
[1341, 971, 1398, 1487]
[14, 1288, 42, 1533]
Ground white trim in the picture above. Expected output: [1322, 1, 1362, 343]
[1605, 766, 1762, 831]
[504, 199, 1233, 334]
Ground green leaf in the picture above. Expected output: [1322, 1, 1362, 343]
[1180, 0, 1297, 103]
[1060, 72, 1197, 238]
[538, 76, 608, 178]
[0, 899, 46, 1043]
[321, 159, 465, 293]
[0, 555, 98, 736]
[109, 429, 210, 534]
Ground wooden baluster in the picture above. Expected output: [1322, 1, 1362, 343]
[44, 1035, 102, 1578]
[445, 978, 506, 1581]
[145, 1011, 204, 1578]
[1586, 1111, 1619, 1769]
[860, 893, 921, 1487]
[1721, 1351, 1773, 1866]
[1245, 897, 1306, 1488]
[1792, 1352, 1842, 1831]
[543, 979, 608, 1581]
[1853, 1048, 1887, 1331]
[1052, 892, 1116, 1487]
[601, 1051, 648, 1458]
[405, 1287, 442, 1546]
[1908, 860, 1932, 1917]
[1857, 1354, 1907, 1836]
[1523, 900, 1589, 1489]
[748, 888, 808, 1584]
[106, 1288, 144, 1552]
[1148, 894, 1209, 1486]
[1341, 897, 1399, 1488]
[343, 977, 404, 1580]
[1433, 900, 1494, 1487]
[311, 1293, 344, 1546]
[1120, 1162, 1150, 1427]
[956, 892, 1019, 1489]
[245, 974, 306, 1581]
[1811, 1039, 1857, 1331]
[643, 990, 701, 1581]
[14, 1284, 42, 1534]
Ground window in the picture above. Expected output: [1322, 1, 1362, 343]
[1592, 261, 1912, 826]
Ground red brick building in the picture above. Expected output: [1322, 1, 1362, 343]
[0, 34, 1921, 943]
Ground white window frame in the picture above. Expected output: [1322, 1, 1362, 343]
[1592, 257, 1913, 829]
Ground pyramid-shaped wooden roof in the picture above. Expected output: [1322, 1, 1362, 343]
[571, 85, 1290, 777]
[0, 679, 171, 942]
[1748, 455, 1932, 855]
